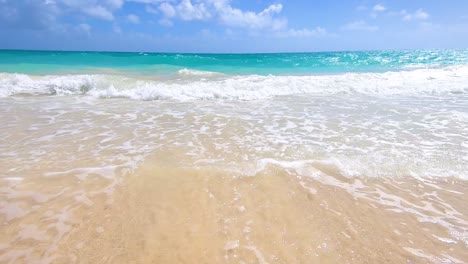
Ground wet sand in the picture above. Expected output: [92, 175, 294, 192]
[47, 163, 467, 264]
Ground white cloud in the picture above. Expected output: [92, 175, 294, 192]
[369, 4, 385, 19]
[58, 0, 126, 21]
[157, 0, 287, 30]
[159, 2, 176, 17]
[278, 27, 327, 38]
[176, 0, 211, 20]
[0, 0, 60, 30]
[212, 2, 287, 30]
[83, 6, 114, 20]
[342, 20, 378, 31]
[373, 4, 385, 12]
[414, 9, 430, 20]
[260, 4, 283, 16]
[159, 0, 210, 21]
[401, 9, 430, 21]
[0, 0, 317, 38]
[127, 14, 140, 24]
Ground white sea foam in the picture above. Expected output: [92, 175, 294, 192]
[1, 65, 467, 100]
[1, 66, 467, 181]
[177, 68, 224, 77]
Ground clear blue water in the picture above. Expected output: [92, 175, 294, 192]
[1, 49, 467, 75]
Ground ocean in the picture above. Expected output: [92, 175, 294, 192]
[0, 49, 467, 263]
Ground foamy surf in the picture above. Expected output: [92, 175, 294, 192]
[1, 65, 468, 100]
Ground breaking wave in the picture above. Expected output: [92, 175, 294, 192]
[1, 65, 467, 100]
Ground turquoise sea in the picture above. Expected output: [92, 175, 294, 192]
[1, 49, 468, 99]
[1, 49, 468, 75]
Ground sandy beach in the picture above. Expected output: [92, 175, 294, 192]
[1, 91, 467, 263]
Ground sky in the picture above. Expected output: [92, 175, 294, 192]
[0, 0, 467, 53]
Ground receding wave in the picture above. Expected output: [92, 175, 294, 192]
[1, 65, 468, 100]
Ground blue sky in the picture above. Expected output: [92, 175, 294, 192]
[0, 0, 467, 52]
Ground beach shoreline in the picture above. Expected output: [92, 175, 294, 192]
[1, 50, 467, 263]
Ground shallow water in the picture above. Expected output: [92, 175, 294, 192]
[0, 93, 467, 263]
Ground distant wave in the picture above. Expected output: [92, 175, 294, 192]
[1, 65, 467, 100]
[176, 68, 225, 77]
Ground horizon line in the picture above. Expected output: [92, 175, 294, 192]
[1, 47, 464, 55]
